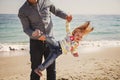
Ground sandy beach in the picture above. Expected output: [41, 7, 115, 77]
[0, 45, 120, 80]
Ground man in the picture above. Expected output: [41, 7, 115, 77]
[18, 0, 72, 80]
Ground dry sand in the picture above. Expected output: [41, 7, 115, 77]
[0, 47, 120, 80]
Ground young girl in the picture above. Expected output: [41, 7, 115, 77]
[34, 21, 93, 76]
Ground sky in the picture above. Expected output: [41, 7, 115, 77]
[0, 0, 120, 15]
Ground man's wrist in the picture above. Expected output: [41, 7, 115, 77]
[38, 35, 46, 41]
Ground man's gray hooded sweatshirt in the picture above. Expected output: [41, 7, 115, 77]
[18, 0, 67, 39]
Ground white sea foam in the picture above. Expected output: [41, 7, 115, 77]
[0, 43, 29, 52]
[80, 40, 120, 48]
[0, 43, 29, 57]
[0, 40, 120, 52]
[78, 40, 120, 53]
[0, 40, 120, 56]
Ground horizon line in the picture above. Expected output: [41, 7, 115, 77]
[0, 13, 120, 16]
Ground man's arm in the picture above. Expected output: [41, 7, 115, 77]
[18, 9, 39, 40]
[50, 4, 67, 19]
[50, 4, 72, 22]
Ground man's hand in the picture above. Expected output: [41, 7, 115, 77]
[66, 15, 72, 22]
[32, 29, 41, 37]
[32, 29, 46, 41]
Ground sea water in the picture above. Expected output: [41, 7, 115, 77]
[0, 14, 120, 56]
[0, 14, 120, 43]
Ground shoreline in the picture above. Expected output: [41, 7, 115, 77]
[0, 40, 120, 57]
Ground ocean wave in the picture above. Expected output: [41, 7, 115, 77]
[78, 40, 120, 53]
[0, 43, 29, 51]
[0, 40, 120, 57]
[0, 40, 120, 52]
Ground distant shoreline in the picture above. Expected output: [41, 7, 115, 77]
[0, 13, 120, 16]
